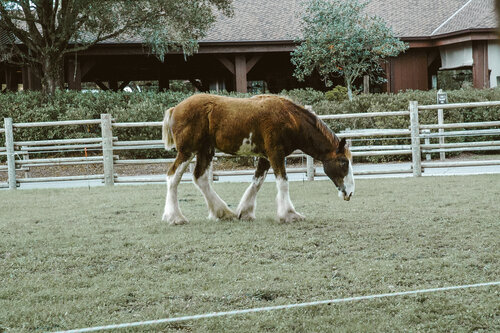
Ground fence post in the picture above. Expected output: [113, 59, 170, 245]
[409, 101, 422, 177]
[304, 105, 315, 181]
[437, 108, 445, 161]
[423, 129, 431, 161]
[208, 161, 214, 185]
[4, 118, 17, 189]
[306, 156, 315, 181]
[100, 114, 114, 186]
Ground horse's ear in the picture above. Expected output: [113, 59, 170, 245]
[337, 138, 346, 154]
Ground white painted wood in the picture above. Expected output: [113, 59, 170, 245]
[421, 140, 500, 149]
[352, 150, 412, 156]
[21, 144, 102, 151]
[4, 118, 17, 189]
[438, 108, 445, 160]
[114, 140, 163, 146]
[319, 111, 409, 120]
[420, 129, 500, 138]
[14, 137, 106, 146]
[113, 122, 162, 127]
[418, 101, 500, 110]
[306, 155, 315, 181]
[114, 158, 176, 164]
[423, 129, 432, 161]
[17, 174, 105, 183]
[13, 119, 101, 127]
[338, 129, 410, 138]
[420, 120, 500, 129]
[409, 101, 422, 177]
[422, 160, 500, 168]
[101, 114, 114, 186]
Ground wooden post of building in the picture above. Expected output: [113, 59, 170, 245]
[100, 114, 114, 186]
[235, 55, 247, 93]
[409, 101, 422, 177]
[4, 118, 17, 189]
[5, 68, 17, 92]
[159, 67, 170, 92]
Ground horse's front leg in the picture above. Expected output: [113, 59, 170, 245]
[162, 152, 193, 225]
[193, 149, 236, 221]
[237, 158, 270, 220]
[268, 153, 305, 223]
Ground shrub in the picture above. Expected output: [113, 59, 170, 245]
[325, 85, 349, 102]
[280, 88, 325, 105]
[1, 88, 499, 162]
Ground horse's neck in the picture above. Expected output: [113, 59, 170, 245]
[297, 118, 337, 161]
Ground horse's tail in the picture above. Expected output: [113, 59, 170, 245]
[162, 107, 176, 150]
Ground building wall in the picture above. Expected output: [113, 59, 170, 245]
[488, 41, 500, 88]
[388, 48, 429, 92]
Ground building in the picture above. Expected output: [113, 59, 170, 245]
[1, 0, 499, 93]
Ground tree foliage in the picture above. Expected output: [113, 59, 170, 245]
[291, 0, 407, 100]
[0, 0, 233, 93]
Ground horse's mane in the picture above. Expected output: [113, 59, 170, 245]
[252, 94, 339, 147]
[287, 99, 339, 147]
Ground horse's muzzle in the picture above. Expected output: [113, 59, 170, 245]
[338, 186, 353, 201]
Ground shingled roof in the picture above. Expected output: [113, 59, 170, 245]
[201, 0, 499, 42]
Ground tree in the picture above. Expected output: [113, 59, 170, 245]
[291, 0, 407, 100]
[0, 0, 233, 94]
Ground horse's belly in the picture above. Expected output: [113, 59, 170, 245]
[215, 131, 266, 158]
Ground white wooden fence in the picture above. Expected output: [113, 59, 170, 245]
[1, 100, 500, 189]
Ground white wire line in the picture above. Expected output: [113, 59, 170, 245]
[50, 281, 500, 333]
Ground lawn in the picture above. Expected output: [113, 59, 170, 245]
[0, 175, 499, 332]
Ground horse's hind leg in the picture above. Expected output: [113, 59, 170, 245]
[193, 148, 236, 220]
[163, 152, 193, 225]
[237, 157, 270, 220]
[268, 152, 305, 223]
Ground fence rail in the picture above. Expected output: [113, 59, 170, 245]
[2, 99, 500, 189]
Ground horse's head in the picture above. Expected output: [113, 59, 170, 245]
[322, 138, 355, 201]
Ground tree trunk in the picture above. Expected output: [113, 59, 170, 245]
[346, 81, 353, 101]
[40, 53, 65, 94]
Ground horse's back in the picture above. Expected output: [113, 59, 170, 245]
[170, 94, 301, 155]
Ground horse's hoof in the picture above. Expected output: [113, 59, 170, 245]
[219, 209, 237, 220]
[209, 208, 236, 221]
[169, 218, 189, 225]
[279, 212, 305, 223]
[237, 211, 256, 221]
[163, 213, 189, 225]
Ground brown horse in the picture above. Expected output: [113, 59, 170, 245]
[162, 94, 354, 224]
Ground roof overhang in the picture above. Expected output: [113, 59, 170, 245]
[78, 40, 297, 56]
[403, 29, 498, 48]
[69, 29, 500, 56]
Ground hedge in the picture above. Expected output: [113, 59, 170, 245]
[1, 88, 499, 161]
[284, 88, 500, 162]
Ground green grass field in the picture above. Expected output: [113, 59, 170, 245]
[1, 175, 499, 332]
